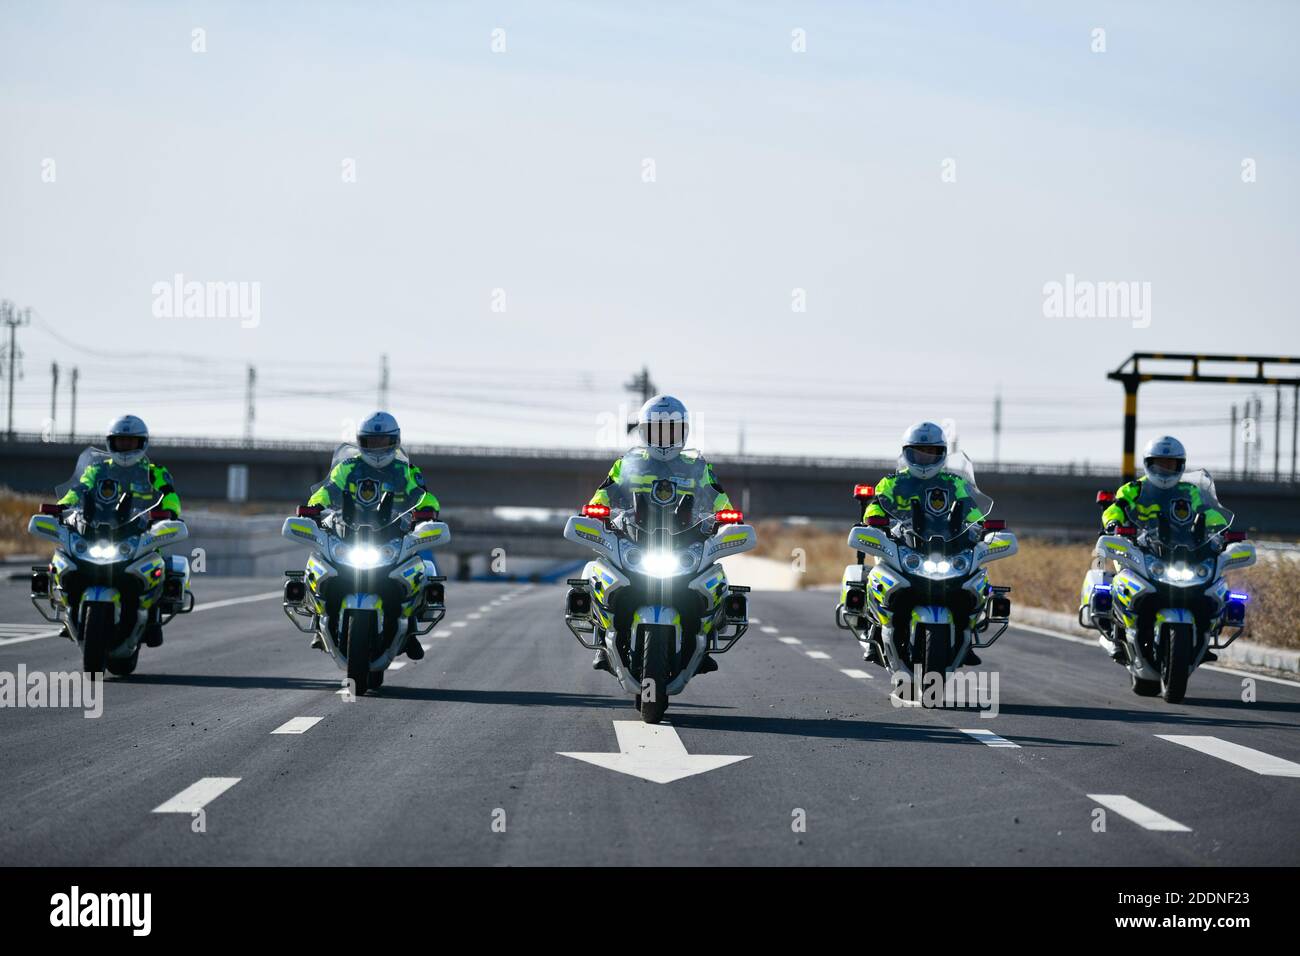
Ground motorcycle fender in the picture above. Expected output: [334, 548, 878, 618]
[702, 523, 757, 563]
[1110, 569, 1150, 629]
[689, 563, 727, 614]
[1217, 541, 1256, 575]
[139, 519, 188, 551]
[28, 514, 63, 544]
[565, 515, 618, 565]
[912, 605, 954, 627]
[975, 532, 1017, 565]
[846, 526, 898, 565]
[81, 586, 123, 633]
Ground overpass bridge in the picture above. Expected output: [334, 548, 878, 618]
[4, 436, 1299, 575]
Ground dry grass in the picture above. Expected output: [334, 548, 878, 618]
[753, 520, 1300, 651]
[0, 489, 43, 558]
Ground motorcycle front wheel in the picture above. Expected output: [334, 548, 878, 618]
[1160, 623, 1193, 704]
[638, 625, 672, 724]
[918, 624, 952, 708]
[344, 613, 376, 696]
[82, 603, 113, 677]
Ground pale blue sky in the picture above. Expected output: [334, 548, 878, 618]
[2, 1, 1297, 470]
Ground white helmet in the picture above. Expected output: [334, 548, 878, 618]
[357, 411, 401, 468]
[900, 421, 948, 480]
[1143, 435, 1186, 490]
[106, 414, 149, 467]
[637, 394, 689, 463]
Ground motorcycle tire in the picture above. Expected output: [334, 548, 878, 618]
[1161, 622, 1193, 704]
[344, 613, 376, 697]
[639, 625, 672, 724]
[919, 623, 952, 708]
[82, 603, 113, 678]
[106, 648, 139, 677]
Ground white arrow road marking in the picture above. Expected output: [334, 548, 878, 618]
[271, 716, 323, 735]
[559, 721, 750, 784]
[153, 777, 240, 813]
[777, 636, 802, 645]
[840, 668, 874, 680]
[805, 650, 831, 660]
[1156, 735, 1300, 777]
[1088, 794, 1191, 832]
[960, 729, 1020, 748]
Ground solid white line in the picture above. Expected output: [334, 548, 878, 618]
[153, 777, 241, 813]
[777, 636, 802, 645]
[1156, 735, 1300, 777]
[805, 650, 831, 660]
[271, 716, 323, 735]
[960, 729, 1020, 748]
[840, 668, 873, 680]
[0, 628, 64, 647]
[1087, 794, 1191, 832]
[1014, 621, 1300, 688]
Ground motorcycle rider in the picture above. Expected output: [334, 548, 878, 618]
[1098, 435, 1227, 660]
[860, 421, 986, 665]
[304, 411, 441, 660]
[586, 394, 733, 675]
[56, 414, 182, 648]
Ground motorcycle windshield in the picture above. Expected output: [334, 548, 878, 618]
[54, 446, 163, 528]
[310, 443, 419, 536]
[609, 447, 717, 538]
[1133, 469, 1235, 549]
[876, 450, 995, 543]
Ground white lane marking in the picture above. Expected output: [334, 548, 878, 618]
[0, 590, 283, 648]
[1016, 621, 1300, 688]
[478, 606, 491, 613]
[778, 636, 802, 645]
[760, 626, 779, 634]
[1156, 735, 1300, 777]
[558, 721, 749, 784]
[467, 613, 482, 620]
[194, 591, 283, 612]
[840, 668, 874, 680]
[0, 623, 63, 634]
[1087, 794, 1191, 832]
[271, 716, 323, 735]
[153, 777, 241, 813]
[451, 621, 468, 628]
[805, 650, 831, 660]
[749, 617, 762, 624]
[960, 729, 1020, 748]
[388, 661, 407, 671]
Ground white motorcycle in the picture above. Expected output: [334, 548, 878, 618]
[27, 447, 193, 677]
[562, 459, 755, 723]
[281, 444, 451, 696]
[835, 451, 1017, 705]
[1080, 471, 1255, 703]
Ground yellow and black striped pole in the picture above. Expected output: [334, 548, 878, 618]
[1121, 378, 1139, 481]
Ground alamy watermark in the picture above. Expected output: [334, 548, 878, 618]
[890, 667, 1000, 717]
[0, 666, 102, 718]
[1042, 273, 1151, 329]
[152, 273, 261, 329]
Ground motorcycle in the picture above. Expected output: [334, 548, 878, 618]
[835, 451, 1017, 706]
[280, 443, 451, 696]
[1080, 471, 1255, 703]
[562, 458, 755, 723]
[26, 447, 193, 677]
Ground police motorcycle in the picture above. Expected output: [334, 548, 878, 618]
[27, 448, 193, 677]
[280, 444, 451, 696]
[562, 456, 755, 723]
[1080, 472, 1255, 703]
[835, 452, 1017, 706]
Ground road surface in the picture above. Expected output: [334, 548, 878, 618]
[0, 577, 1297, 865]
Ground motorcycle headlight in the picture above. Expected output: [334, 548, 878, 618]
[903, 552, 922, 572]
[624, 547, 642, 567]
[344, 545, 383, 568]
[951, 555, 970, 573]
[1150, 561, 1166, 578]
[641, 551, 679, 578]
[88, 541, 116, 560]
[678, 551, 696, 572]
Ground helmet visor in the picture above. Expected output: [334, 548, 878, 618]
[904, 445, 946, 467]
[108, 435, 146, 454]
[1146, 456, 1185, 480]
[359, 434, 399, 453]
[638, 417, 688, 449]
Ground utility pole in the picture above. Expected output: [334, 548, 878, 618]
[1229, 402, 1237, 475]
[1292, 382, 1298, 483]
[49, 362, 59, 441]
[1, 301, 31, 440]
[244, 365, 256, 444]
[992, 389, 1003, 467]
[70, 367, 79, 440]
[378, 354, 389, 410]
[624, 366, 656, 435]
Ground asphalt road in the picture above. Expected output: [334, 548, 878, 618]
[0, 576, 1297, 865]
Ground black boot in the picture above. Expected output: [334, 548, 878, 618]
[404, 623, 425, 660]
[591, 649, 614, 674]
[697, 654, 719, 674]
[964, 649, 982, 666]
[143, 623, 164, 648]
[311, 634, 325, 651]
